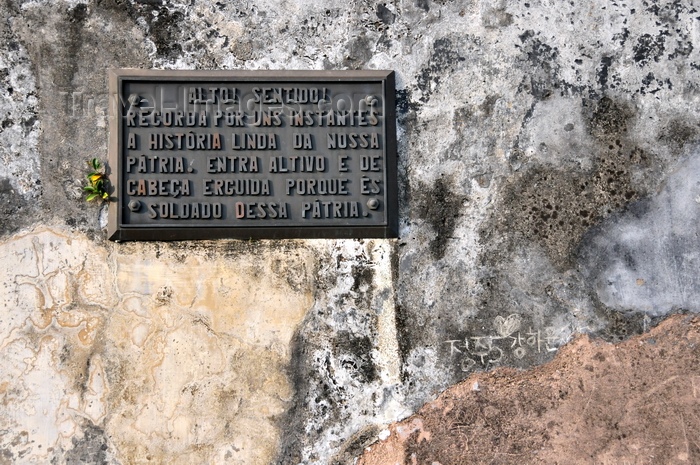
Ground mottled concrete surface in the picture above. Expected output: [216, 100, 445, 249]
[358, 314, 700, 465]
[0, 0, 699, 463]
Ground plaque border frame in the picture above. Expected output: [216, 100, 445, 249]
[107, 69, 398, 241]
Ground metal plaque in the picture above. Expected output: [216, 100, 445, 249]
[107, 69, 398, 241]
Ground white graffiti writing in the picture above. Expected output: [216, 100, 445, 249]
[444, 314, 566, 371]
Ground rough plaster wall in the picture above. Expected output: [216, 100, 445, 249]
[0, 0, 699, 463]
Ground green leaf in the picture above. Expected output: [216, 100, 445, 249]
[84, 158, 111, 203]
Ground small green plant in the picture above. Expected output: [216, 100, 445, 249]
[84, 158, 110, 202]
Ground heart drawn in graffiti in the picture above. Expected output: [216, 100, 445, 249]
[494, 314, 522, 337]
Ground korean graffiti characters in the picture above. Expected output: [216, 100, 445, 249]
[444, 314, 566, 372]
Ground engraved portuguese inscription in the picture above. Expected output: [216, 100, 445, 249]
[108, 70, 397, 240]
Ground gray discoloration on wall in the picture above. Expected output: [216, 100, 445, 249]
[61, 423, 109, 465]
[278, 241, 402, 465]
[580, 153, 700, 316]
[0, 21, 39, 236]
[1, 0, 700, 463]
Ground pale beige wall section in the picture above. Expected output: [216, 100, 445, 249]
[0, 227, 318, 464]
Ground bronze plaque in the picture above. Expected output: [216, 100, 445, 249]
[107, 69, 397, 241]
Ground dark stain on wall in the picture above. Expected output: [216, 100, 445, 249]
[334, 331, 377, 384]
[657, 117, 699, 149]
[597, 56, 613, 90]
[147, 7, 185, 58]
[95, 0, 183, 59]
[416, 178, 467, 260]
[587, 96, 632, 140]
[50, 3, 90, 89]
[0, 178, 29, 236]
[393, 302, 412, 380]
[61, 423, 109, 465]
[416, 38, 465, 103]
[633, 32, 667, 65]
[483, 96, 652, 271]
[343, 33, 373, 69]
[276, 326, 308, 465]
[415, 0, 430, 13]
[376, 4, 395, 25]
[332, 425, 380, 465]
[516, 31, 561, 100]
[351, 262, 376, 307]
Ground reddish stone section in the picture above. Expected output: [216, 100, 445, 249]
[358, 315, 700, 465]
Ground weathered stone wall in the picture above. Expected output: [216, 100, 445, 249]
[1, 0, 699, 463]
